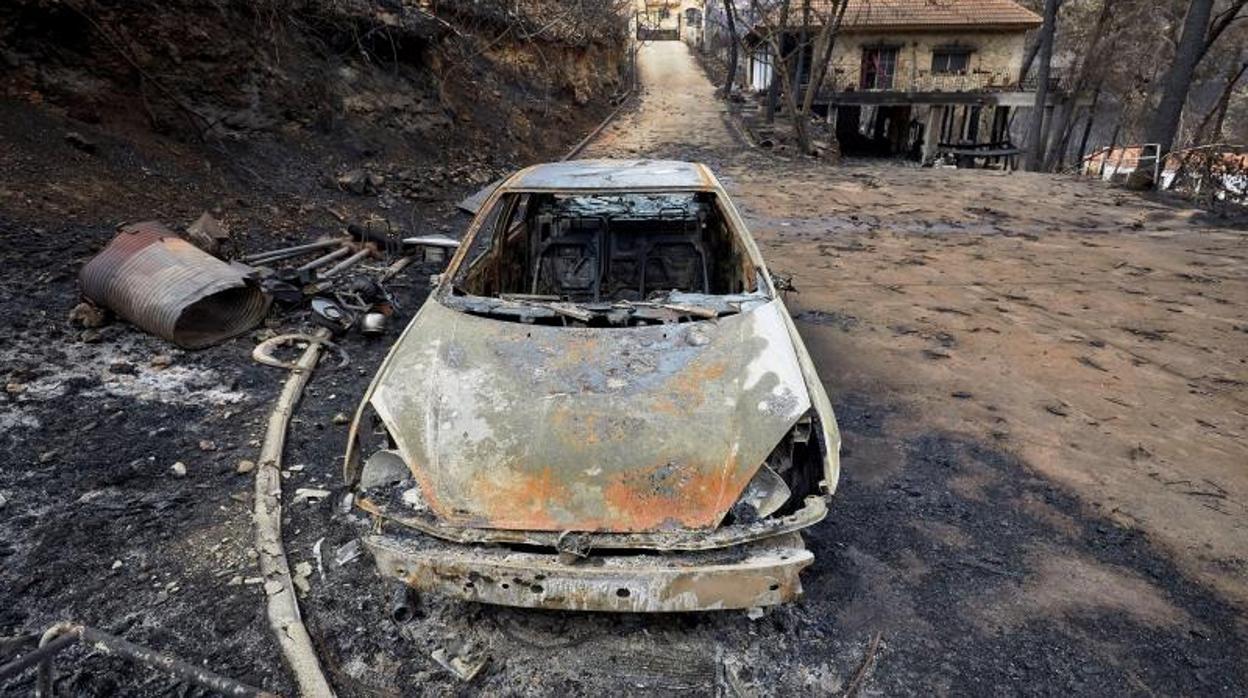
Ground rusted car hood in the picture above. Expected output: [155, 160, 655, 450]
[368, 297, 812, 533]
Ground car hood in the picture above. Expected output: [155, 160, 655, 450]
[368, 297, 812, 533]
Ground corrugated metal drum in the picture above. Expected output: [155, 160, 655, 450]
[80, 222, 270, 349]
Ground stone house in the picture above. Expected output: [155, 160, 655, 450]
[729, 0, 1044, 160]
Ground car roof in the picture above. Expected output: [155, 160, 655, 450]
[502, 159, 716, 192]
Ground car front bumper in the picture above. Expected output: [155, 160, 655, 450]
[364, 530, 813, 612]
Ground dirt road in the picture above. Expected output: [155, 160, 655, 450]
[589, 40, 1248, 694]
[2, 39, 1246, 696]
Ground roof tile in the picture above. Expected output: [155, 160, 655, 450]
[808, 0, 1042, 29]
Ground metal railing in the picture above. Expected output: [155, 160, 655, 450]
[817, 69, 1025, 95]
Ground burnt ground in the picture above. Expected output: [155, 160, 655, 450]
[3, 38, 1248, 696]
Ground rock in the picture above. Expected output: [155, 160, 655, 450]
[5, 382, 26, 395]
[108, 360, 137, 375]
[170, 462, 187, 477]
[186, 211, 229, 255]
[38, 450, 58, 464]
[336, 169, 384, 195]
[236, 459, 256, 474]
[228, 575, 243, 586]
[746, 606, 766, 620]
[293, 561, 313, 595]
[68, 301, 107, 328]
[332, 412, 350, 425]
[198, 439, 218, 452]
[0, 492, 7, 509]
[65, 131, 97, 154]
[150, 354, 173, 369]
[111, 559, 123, 570]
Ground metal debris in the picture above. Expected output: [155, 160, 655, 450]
[79, 222, 270, 349]
[293, 488, 332, 505]
[389, 585, 417, 624]
[334, 539, 363, 567]
[430, 646, 487, 682]
[0, 623, 276, 697]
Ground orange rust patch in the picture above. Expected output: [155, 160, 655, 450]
[552, 335, 603, 370]
[660, 360, 729, 411]
[469, 465, 571, 530]
[648, 396, 682, 416]
[602, 453, 750, 531]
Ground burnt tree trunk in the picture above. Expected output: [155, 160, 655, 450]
[763, 0, 792, 124]
[1127, 0, 1215, 189]
[723, 0, 740, 96]
[1020, 34, 1041, 84]
[1075, 83, 1102, 166]
[793, 0, 811, 105]
[1044, 0, 1112, 171]
[1193, 57, 1247, 144]
[799, 0, 849, 156]
[1024, 0, 1060, 171]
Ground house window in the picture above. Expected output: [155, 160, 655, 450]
[932, 48, 972, 74]
[860, 47, 898, 90]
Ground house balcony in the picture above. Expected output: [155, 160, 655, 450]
[805, 69, 1054, 107]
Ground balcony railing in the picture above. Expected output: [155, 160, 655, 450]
[813, 69, 1036, 96]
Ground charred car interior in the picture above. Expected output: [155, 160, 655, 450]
[449, 190, 759, 326]
[344, 160, 841, 612]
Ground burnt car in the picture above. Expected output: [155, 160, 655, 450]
[343, 160, 840, 612]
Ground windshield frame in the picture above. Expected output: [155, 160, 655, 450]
[435, 179, 779, 309]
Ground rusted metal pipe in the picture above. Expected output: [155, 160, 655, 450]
[244, 237, 350, 265]
[296, 244, 352, 272]
[79, 222, 271, 349]
[0, 623, 275, 697]
[321, 247, 372, 278]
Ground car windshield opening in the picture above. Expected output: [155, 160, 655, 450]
[447, 191, 766, 326]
